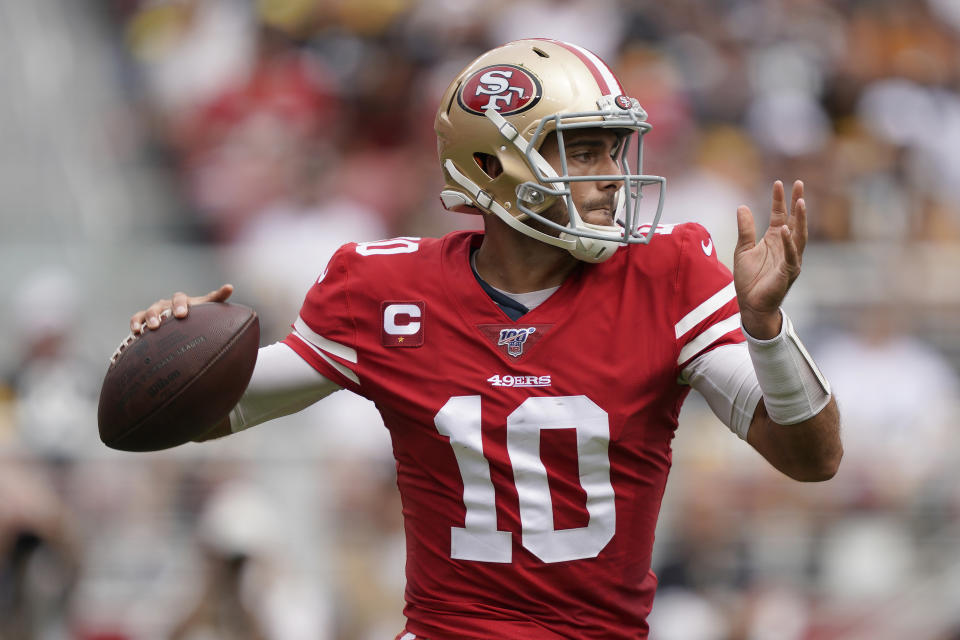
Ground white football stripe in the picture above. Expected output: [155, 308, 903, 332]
[293, 317, 357, 363]
[677, 313, 741, 365]
[674, 282, 737, 339]
[290, 332, 360, 385]
[566, 42, 622, 94]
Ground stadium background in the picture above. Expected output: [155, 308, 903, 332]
[2, 0, 960, 638]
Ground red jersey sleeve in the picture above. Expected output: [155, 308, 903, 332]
[281, 244, 364, 394]
[672, 223, 744, 369]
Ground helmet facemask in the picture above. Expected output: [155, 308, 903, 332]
[474, 101, 666, 263]
[510, 96, 666, 262]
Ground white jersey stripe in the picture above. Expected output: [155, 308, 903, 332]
[677, 313, 741, 365]
[566, 42, 622, 94]
[293, 317, 357, 363]
[399, 634, 416, 640]
[289, 331, 360, 385]
[674, 282, 737, 339]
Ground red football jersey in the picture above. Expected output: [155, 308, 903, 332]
[283, 225, 743, 639]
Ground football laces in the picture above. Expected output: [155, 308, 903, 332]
[109, 308, 172, 365]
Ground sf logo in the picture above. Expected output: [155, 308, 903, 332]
[475, 70, 525, 111]
[459, 64, 541, 116]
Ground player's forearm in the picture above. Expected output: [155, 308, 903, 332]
[747, 397, 842, 481]
[192, 342, 340, 442]
[741, 309, 842, 481]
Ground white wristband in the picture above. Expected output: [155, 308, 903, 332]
[744, 310, 831, 425]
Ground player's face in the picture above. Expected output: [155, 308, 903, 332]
[538, 128, 623, 228]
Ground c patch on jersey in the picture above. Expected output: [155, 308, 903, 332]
[477, 324, 553, 360]
[382, 301, 424, 347]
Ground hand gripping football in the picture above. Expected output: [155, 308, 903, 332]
[98, 302, 259, 451]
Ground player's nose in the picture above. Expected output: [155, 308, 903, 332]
[593, 154, 622, 190]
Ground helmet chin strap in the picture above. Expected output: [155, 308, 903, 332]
[445, 158, 623, 264]
[443, 159, 577, 253]
[561, 226, 622, 263]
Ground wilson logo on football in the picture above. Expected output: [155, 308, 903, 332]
[458, 64, 542, 116]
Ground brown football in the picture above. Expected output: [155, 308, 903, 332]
[98, 302, 259, 451]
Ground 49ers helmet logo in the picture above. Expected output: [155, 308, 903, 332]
[458, 64, 542, 116]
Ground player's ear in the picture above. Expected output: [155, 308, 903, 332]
[474, 153, 503, 179]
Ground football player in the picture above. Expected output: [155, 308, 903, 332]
[130, 39, 841, 639]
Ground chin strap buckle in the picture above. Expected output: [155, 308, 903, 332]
[516, 183, 545, 205]
[475, 190, 493, 209]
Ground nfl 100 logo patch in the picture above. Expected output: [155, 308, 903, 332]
[477, 324, 553, 360]
[498, 327, 536, 358]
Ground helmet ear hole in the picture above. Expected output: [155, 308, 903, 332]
[474, 153, 503, 179]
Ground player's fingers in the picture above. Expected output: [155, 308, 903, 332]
[172, 292, 189, 318]
[144, 299, 172, 330]
[792, 197, 808, 259]
[192, 283, 234, 305]
[780, 225, 800, 275]
[130, 311, 147, 334]
[769, 180, 788, 227]
[209, 283, 234, 302]
[735, 205, 757, 255]
[790, 180, 803, 217]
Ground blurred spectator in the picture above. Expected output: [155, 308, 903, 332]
[168, 481, 328, 640]
[123, 0, 255, 119]
[487, 0, 626, 62]
[229, 193, 387, 335]
[659, 126, 762, 267]
[168, 482, 272, 640]
[814, 303, 960, 502]
[7, 268, 99, 459]
[0, 459, 79, 640]
[179, 23, 341, 242]
[329, 458, 406, 640]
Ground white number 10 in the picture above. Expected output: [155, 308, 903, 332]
[434, 395, 616, 564]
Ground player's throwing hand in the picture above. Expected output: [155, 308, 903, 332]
[130, 284, 234, 334]
[733, 180, 807, 339]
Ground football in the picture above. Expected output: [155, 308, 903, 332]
[98, 302, 260, 451]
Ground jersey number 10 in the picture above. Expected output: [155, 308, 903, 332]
[435, 395, 616, 564]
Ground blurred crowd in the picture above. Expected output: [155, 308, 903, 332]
[3, 0, 960, 638]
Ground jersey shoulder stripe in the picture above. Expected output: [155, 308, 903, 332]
[677, 313, 741, 365]
[674, 281, 736, 339]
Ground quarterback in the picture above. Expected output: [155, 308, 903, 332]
[131, 39, 841, 639]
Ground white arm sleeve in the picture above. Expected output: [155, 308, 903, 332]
[680, 342, 763, 440]
[229, 342, 341, 433]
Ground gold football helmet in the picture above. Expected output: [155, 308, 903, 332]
[435, 38, 666, 263]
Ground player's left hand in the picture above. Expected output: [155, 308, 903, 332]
[733, 180, 807, 340]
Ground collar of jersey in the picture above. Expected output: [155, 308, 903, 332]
[441, 231, 585, 325]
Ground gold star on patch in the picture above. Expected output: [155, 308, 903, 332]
[398, 337, 404, 343]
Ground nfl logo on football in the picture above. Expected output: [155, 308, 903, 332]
[498, 327, 536, 358]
